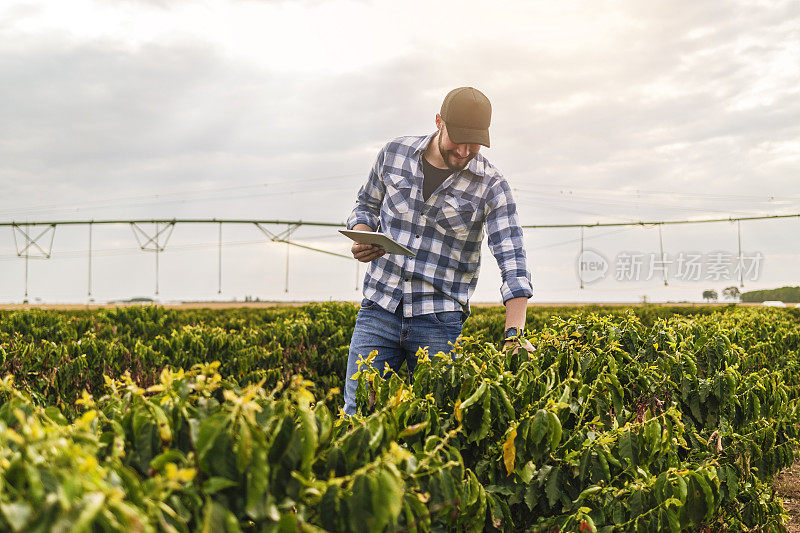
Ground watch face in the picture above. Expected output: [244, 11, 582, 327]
[504, 327, 520, 339]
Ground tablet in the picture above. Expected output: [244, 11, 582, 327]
[339, 230, 416, 257]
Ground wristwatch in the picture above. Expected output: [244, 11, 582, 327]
[503, 327, 524, 341]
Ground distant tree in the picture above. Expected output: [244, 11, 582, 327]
[741, 286, 800, 303]
[722, 286, 741, 301]
[702, 289, 718, 302]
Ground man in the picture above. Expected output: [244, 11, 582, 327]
[343, 87, 532, 415]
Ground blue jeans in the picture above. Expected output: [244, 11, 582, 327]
[343, 299, 464, 415]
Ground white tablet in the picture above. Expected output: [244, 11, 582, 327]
[339, 230, 415, 257]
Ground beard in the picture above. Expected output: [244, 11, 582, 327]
[438, 133, 476, 171]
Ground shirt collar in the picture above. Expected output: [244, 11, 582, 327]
[412, 131, 485, 178]
[412, 131, 437, 155]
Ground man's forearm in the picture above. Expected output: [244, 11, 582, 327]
[504, 296, 528, 330]
[352, 223, 374, 232]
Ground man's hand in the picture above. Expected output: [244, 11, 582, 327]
[350, 224, 387, 263]
[503, 336, 535, 355]
[352, 242, 386, 263]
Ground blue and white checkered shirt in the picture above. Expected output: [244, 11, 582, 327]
[347, 132, 533, 317]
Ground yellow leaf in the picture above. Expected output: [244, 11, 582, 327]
[503, 428, 517, 476]
[454, 399, 463, 424]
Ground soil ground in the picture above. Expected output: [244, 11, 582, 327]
[775, 461, 800, 532]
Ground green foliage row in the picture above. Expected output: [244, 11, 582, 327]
[0, 305, 797, 531]
[0, 303, 741, 413]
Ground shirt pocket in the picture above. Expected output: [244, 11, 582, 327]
[383, 173, 411, 216]
[437, 196, 478, 237]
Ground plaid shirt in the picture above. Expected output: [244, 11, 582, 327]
[347, 132, 533, 317]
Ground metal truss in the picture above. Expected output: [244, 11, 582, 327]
[11, 223, 56, 301]
[12, 223, 56, 258]
[255, 222, 351, 292]
[130, 222, 177, 295]
[2, 218, 349, 300]
[3, 212, 793, 298]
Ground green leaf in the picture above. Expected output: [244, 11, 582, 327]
[348, 474, 377, 531]
[460, 380, 487, 411]
[524, 483, 539, 511]
[577, 485, 602, 501]
[297, 409, 318, 474]
[725, 466, 739, 500]
[471, 383, 492, 442]
[644, 419, 661, 449]
[314, 403, 333, 445]
[597, 450, 611, 482]
[692, 472, 714, 520]
[496, 385, 515, 419]
[619, 431, 636, 469]
[150, 449, 187, 471]
[399, 421, 428, 439]
[319, 485, 342, 531]
[196, 412, 229, 463]
[545, 467, 561, 507]
[515, 461, 535, 484]
[44, 406, 68, 426]
[201, 499, 242, 533]
[530, 410, 548, 447]
[675, 474, 688, 503]
[245, 449, 271, 521]
[373, 466, 404, 527]
[666, 506, 681, 533]
[203, 477, 239, 495]
[536, 465, 552, 486]
[547, 412, 562, 451]
[629, 489, 644, 519]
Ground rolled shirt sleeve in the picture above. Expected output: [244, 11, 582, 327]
[346, 146, 386, 231]
[485, 178, 534, 302]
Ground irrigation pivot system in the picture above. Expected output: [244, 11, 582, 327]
[2, 212, 799, 300]
[5, 218, 346, 300]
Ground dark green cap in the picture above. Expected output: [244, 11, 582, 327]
[440, 87, 491, 147]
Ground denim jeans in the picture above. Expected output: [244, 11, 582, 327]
[343, 299, 464, 415]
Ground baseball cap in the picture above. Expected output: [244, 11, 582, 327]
[440, 87, 492, 147]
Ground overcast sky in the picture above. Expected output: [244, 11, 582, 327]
[1, 0, 798, 304]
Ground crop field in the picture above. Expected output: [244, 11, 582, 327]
[0, 304, 797, 532]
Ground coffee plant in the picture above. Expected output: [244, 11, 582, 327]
[0, 304, 796, 531]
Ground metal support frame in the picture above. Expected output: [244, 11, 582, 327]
[1, 213, 793, 301]
[12, 223, 56, 258]
[579, 226, 584, 289]
[737, 220, 744, 288]
[218, 222, 223, 294]
[11, 223, 56, 301]
[88, 222, 93, 298]
[4, 219, 351, 302]
[130, 222, 176, 295]
[255, 223, 301, 293]
[255, 222, 354, 293]
[658, 224, 668, 286]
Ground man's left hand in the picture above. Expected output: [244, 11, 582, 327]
[503, 337, 535, 355]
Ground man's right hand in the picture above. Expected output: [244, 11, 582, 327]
[352, 243, 386, 262]
[350, 224, 387, 263]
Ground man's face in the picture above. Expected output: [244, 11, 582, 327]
[438, 123, 481, 171]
